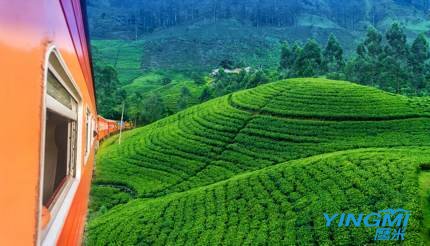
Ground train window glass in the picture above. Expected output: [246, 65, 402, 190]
[42, 68, 78, 209]
[47, 71, 74, 110]
[42, 111, 77, 207]
[85, 108, 91, 158]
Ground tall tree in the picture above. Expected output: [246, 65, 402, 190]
[385, 23, 408, 59]
[359, 26, 384, 59]
[140, 93, 167, 124]
[409, 33, 430, 93]
[199, 86, 212, 102]
[279, 41, 301, 77]
[383, 23, 409, 92]
[247, 70, 269, 88]
[294, 39, 322, 77]
[323, 34, 345, 73]
[279, 41, 294, 70]
[348, 27, 384, 86]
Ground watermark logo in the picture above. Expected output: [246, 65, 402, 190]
[323, 208, 410, 241]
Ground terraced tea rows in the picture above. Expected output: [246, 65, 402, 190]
[88, 148, 430, 245]
[88, 78, 430, 244]
[231, 79, 430, 119]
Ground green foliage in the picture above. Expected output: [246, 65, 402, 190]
[219, 59, 235, 69]
[191, 73, 206, 85]
[279, 37, 344, 79]
[345, 23, 430, 95]
[385, 23, 408, 59]
[161, 77, 172, 85]
[323, 34, 345, 73]
[279, 42, 294, 71]
[119, 70, 206, 125]
[198, 86, 212, 102]
[209, 67, 281, 100]
[177, 86, 192, 111]
[410, 34, 430, 93]
[89, 2, 430, 113]
[87, 78, 430, 244]
[93, 25, 430, 126]
[139, 93, 167, 124]
[294, 39, 323, 77]
[94, 65, 128, 119]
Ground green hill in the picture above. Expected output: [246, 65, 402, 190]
[87, 78, 430, 244]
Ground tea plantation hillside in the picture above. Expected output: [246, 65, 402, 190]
[87, 78, 430, 244]
[88, 148, 430, 245]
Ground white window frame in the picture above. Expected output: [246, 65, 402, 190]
[38, 45, 84, 246]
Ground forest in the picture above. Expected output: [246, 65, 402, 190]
[88, 0, 430, 39]
[279, 23, 430, 94]
[88, 0, 430, 125]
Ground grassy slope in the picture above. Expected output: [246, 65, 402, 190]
[91, 40, 145, 83]
[87, 78, 430, 244]
[91, 39, 207, 114]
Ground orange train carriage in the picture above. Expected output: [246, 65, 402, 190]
[0, 1, 133, 244]
[0, 0, 103, 245]
[97, 116, 110, 141]
[97, 116, 133, 141]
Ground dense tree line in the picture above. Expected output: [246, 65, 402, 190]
[196, 64, 276, 104]
[88, 0, 430, 39]
[95, 64, 173, 124]
[279, 23, 430, 95]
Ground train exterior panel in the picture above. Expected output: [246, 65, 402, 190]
[97, 116, 110, 141]
[108, 120, 119, 134]
[0, 0, 97, 245]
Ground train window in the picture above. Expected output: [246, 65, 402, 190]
[85, 108, 91, 158]
[40, 49, 81, 241]
[47, 71, 74, 110]
[42, 111, 76, 206]
[43, 68, 78, 208]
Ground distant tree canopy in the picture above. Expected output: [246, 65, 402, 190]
[88, 0, 430, 39]
[323, 34, 344, 74]
[279, 23, 430, 95]
[219, 59, 235, 69]
[139, 93, 167, 124]
[210, 67, 274, 98]
[94, 65, 128, 120]
[346, 23, 430, 94]
[161, 77, 172, 85]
